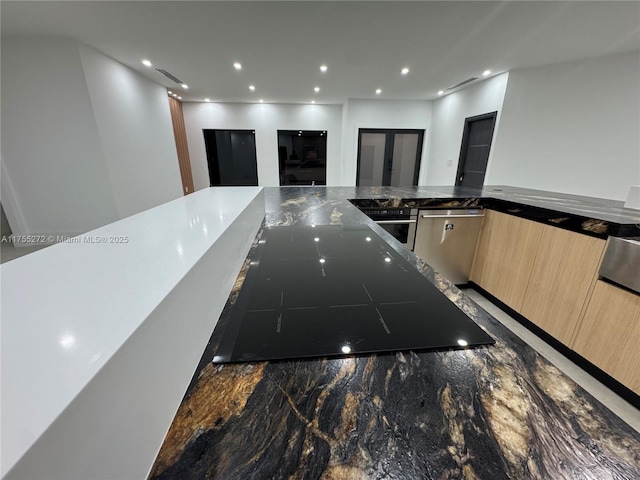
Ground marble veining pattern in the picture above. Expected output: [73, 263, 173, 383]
[150, 187, 640, 479]
[348, 186, 640, 239]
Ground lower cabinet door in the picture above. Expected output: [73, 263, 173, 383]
[520, 225, 605, 345]
[470, 210, 543, 311]
[573, 280, 640, 394]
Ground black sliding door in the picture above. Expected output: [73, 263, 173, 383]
[203, 129, 258, 186]
[277, 130, 327, 185]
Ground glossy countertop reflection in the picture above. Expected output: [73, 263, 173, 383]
[0, 187, 263, 476]
[213, 224, 493, 363]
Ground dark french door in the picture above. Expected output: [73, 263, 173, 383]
[356, 129, 424, 186]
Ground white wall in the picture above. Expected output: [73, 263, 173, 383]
[489, 50, 640, 201]
[1, 38, 183, 237]
[183, 103, 342, 189]
[425, 73, 509, 185]
[1, 203, 13, 236]
[1, 38, 119, 235]
[340, 99, 432, 185]
[78, 44, 183, 218]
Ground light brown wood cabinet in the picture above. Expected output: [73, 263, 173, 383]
[470, 210, 544, 311]
[573, 280, 640, 394]
[471, 209, 638, 394]
[520, 225, 605, 345]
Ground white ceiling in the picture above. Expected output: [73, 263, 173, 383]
[2, 1, 639, 104]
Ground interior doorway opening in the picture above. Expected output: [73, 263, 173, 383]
[203, 129, 259, 186]
[278, 130, 327, 186]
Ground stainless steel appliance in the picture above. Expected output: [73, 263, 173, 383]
[599, 237, 640, 294]
[413, 209, 485, 285]
[359, 208, 418, 249]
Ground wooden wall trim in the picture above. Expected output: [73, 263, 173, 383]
[168, 96, 195, 195]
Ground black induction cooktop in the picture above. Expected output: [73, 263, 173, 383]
[212, 224, 494, 363]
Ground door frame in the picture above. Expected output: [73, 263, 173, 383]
[454, 112, 497, 187]
[356, 129, 425, 186]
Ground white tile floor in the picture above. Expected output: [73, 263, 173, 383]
[463, 288, 640, 433]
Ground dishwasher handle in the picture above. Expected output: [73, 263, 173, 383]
[375, 219, 417, 224]
[420, 213, 484, 219]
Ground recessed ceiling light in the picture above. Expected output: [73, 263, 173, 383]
[259, 99, 264, 103]
[311, 100, 316, 104]
[376, 88, 382, 95]
[142, 59, 152, 67]
[438, 90, 444, 95]
[483, 70, 491, 76]
[177, 96, 182, 100]
[233, 62, 242, 70]
[249, 85, 255, 91]
[172, 93, 178, 97]
[181, 84, 189, 90]
[320, 64, 328, 72]
[314, 86, 320, 93]
[168, 90, 173, 95]
[204, 98, 210, 102]
[401, 67, 410, 75]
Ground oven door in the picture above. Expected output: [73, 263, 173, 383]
[374, 219, 417, 249]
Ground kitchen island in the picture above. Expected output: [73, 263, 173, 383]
[150, 186, 640, 479]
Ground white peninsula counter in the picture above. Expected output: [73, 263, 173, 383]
[1, 187, 265, 479]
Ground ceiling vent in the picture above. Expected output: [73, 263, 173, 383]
[445, 77, 478, 91]
[155, 68, 183, 84]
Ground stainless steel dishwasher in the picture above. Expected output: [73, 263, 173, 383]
[413, 209, 485, 285]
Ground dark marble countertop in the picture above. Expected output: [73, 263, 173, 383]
[429, 185, 639, 224]
[347, 185, 640, 238]
[150, 186, 640, 479]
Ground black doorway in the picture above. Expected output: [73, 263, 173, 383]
[277, 130, 327, 186]
[356, 129, 424, 186]
[203, 130, 258, 186]
[455, 112, 497, 188]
